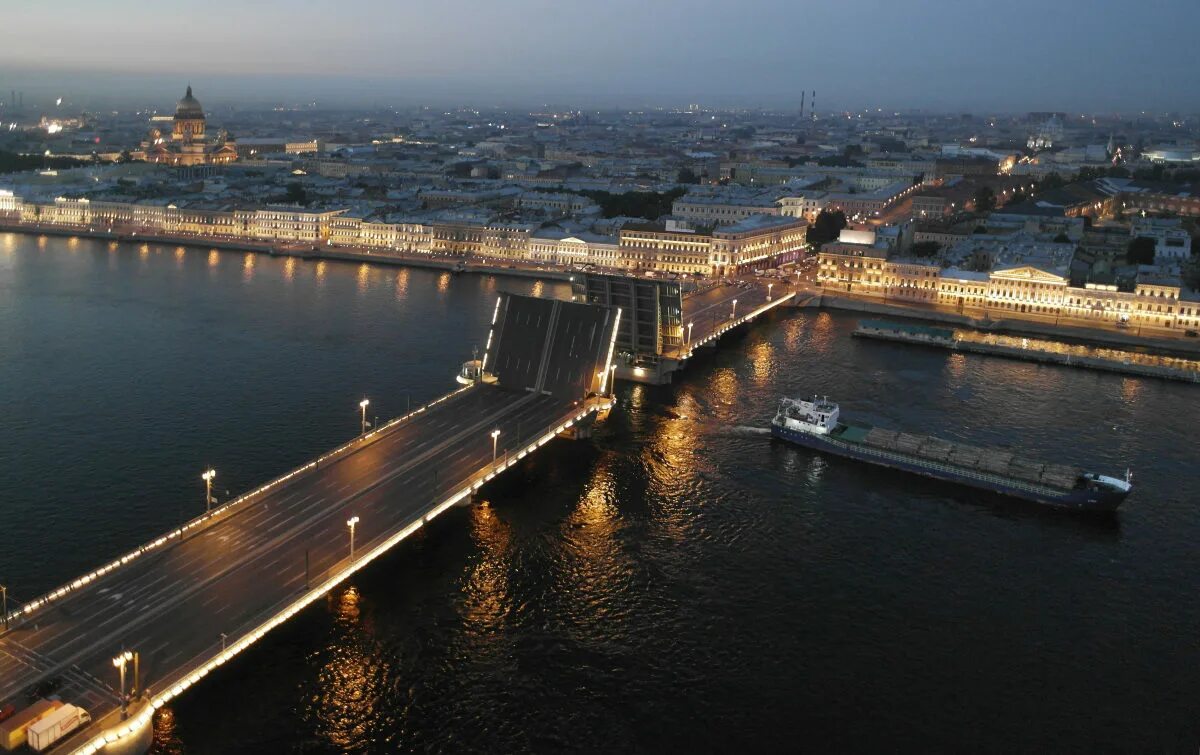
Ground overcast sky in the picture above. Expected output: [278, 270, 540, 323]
[3, 0, 1199, 112]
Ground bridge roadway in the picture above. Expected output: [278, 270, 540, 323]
[0, 292, 620, 753]
[667, 279, 796, 359]
[0, 384, 602, 752]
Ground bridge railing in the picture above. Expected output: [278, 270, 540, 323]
[2, 384, 477, 634]
[68, 394, 615, 755]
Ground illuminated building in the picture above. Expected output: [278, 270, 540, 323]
[141, 86, 238, 167]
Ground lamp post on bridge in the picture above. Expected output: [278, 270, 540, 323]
[731, 298, 738, 320]
[112, 650, 137, 718]
[687, 321, 693, 349]
[491, 429, 501, 462]
[359, 398, 371, 436]
[1, 584, 7, 631]
[346, 516, 360, 560]
[767, 283, 774, 301]
[201, 468, 216, 513]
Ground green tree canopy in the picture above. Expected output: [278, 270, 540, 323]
[808, 209, 848, 247]
[973, 186, 996, 213]
[910, 241, 941, 258]
[1127, 236, 1157, 265]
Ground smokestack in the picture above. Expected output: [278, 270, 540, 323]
[812, 90, 816, 120]
[800, 91, 805, 121]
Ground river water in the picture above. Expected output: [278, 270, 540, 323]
[1, 233, 1197, 752]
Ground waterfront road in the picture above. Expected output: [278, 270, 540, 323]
[0, 383, 586, 736]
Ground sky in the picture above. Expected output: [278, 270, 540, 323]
[3, 0, 1199, 113]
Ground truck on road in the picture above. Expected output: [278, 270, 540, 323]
[26, 704, 91, 752]
[0, 699, 62, 751]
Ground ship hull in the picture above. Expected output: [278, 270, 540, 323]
[771, 424, 1127, 512]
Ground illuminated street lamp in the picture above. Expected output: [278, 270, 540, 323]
[201, 468, 216, 512]
[731, 298, 738, 319]
[1, 584, 7, 631]
[112, 650, 136, 717]
[491, 429, 501, 462]
[767, 283, 774, 300]
[346, 516, 360, 559]
[687, 321, 694, 349]
[359, 398, 370, 435]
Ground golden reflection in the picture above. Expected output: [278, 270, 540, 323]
[945, 352, 967, 382]
[356, 263, 370, 294]
[283, 256, 297, 282]
[436, 271, 450, 293]
[67, 236, 79, 250]
[460, 502, 513, 637]
[139, 244, 150, 258]
[1120, 377, 1142, 404]
[747, 340, 773, 386]
[107, 241, 118, 252]
[393, 268, 409, 301]
[809, 311, 836, 353]
[707, 367, 739, 408]
[37, 235, 47, 249]
[313, 586, 387, 751]
[151, 706, 181, 752]
[242, 252, 256, 282]
[315, 260, 327, 284]
[207, 249, 219, 268]
[531, 280, 544, 298]
[553, 459, 631, 619]
[174, 247, 185, 260]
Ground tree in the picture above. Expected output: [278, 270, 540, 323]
[676, 167, 699, 184]
[911, 241, 941, 258]
[1127, 236, 1157, 265]
[1053, 232, 1071, 243]
[843, 144, 864, 158]
[284, 182, 307, 205]
[973, 225, 989, 234]
[973, 186, 996, 213]
[807, 210, 848, 247]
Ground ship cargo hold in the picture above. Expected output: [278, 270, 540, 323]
[770, 396, 1131, 512]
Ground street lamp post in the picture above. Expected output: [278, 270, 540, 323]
[113, 650, 134, 718]
[767, 283, 774, 300]
[201, 468, 216, 513]
[346, 516, 359, 559]
[687, 321, 693, 349]
[1, 584, 7, 631]
[359, 398, 370, 435]
[731, 298, 738, 320]
[491, 429, 501, 462]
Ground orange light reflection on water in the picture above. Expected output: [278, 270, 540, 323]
[313, 585, 386, 751]
[460, 501, 513, 639]
[394, 268, 409, 301]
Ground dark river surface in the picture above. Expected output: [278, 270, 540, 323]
[1, 232, 1197, 753]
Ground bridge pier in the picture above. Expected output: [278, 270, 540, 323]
[89, 699, 155, 755]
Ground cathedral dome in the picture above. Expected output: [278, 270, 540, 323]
[175, 85, 205, 121]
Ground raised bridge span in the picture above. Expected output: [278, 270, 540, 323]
[0, 293, 620, 754]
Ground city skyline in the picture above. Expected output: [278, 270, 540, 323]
[4, 0, 1200, 112]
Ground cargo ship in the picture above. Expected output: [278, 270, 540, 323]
[771, 396, 1132, 511]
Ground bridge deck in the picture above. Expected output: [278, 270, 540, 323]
[1, 384, 599, 751]
[667, 281, 795, 359]
[0, 293, 619, 753]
